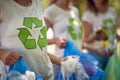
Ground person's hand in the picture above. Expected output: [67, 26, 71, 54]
[61, 56, 76, 62]
[54, 37, 66, 48]
[97, 48, 114, 57]
[95, 30, 108, 41]
[60, 56, 77, 66]
[106, 49, 114, 57]
[0, 50, 22, 65]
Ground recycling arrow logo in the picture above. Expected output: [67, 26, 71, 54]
[18, 17, 46, 50]
[68, 18, 82, 40]
[103, 18, 116, 36]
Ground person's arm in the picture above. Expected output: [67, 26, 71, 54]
[82, 21, 96, 43]
[82, 21, 108, 56]
[44, 17, 53, 30]
[48, 53, 62, 66]
[82, 21, 108, 43]
[47, 37, 66, 48]
[44, 17, 66, 48]
[0, 49, 22, 65]
[116, 14, 120, 26]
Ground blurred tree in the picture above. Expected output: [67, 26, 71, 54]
[41, 0, 120, 18]
[41, 0, 49, 10]
[110, 0, 120, 13]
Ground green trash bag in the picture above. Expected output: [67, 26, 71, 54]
[104, 41, 120, 80]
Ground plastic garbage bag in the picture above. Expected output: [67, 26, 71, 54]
[58, 40, 105, 80]
[0, 60, 8, 80]
[90, 68, 105, 80]
[63, 41, 98, 76]
[7, 58, 43, 80]
[104, 41, 120, 80]
[61, 56, 89, 80]
[64, 41, 98, 66]
[7, 70, 35, 80]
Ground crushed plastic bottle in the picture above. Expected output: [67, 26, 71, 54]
[0, 60, 7, 80]
[61, 56, 89, 80]
[7, 70, 35, 80]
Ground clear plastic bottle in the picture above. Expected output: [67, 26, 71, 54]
[7, 70, 35, 80]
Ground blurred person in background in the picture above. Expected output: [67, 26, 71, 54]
[82, 0, 117, 70]
[44, 0, 82, 79]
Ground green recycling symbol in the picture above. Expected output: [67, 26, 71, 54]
[68, 18, 82, 40]
[103, 18, 116, 36]
[18, 17, 46, 50]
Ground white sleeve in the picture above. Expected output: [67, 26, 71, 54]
[71, 6, 79, 17]
[44, 6, 55, 24]
[82, 11, 93, 24]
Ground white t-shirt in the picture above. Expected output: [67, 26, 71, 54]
[0, 0, 53, 79]
[44, 4, 82, 57]
[82, 7, 116, 47]
[82, 7, 116, 32]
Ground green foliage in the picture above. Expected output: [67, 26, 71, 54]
[41, 0, 120, 16]
[110, 0, 120, 14]
[41, 0, 49, 10]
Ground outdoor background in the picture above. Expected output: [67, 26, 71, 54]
[41, 0, 120, 18]
[41, 0, 120, 53]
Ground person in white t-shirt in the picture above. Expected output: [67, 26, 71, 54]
[82, 0, 116, 69]
[45, 0, 81, 58]
[0, 0, 66, 80]
[44, 0, 81, 79]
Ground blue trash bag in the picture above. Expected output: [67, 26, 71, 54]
[90, 68, 105, 80]
[57, 40, 105, 80]
[7, 58, 43, 80]
[63, 41, 98, 66]
[63, 41, 98, 76]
